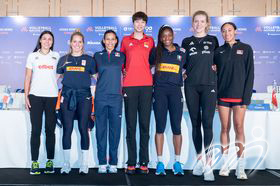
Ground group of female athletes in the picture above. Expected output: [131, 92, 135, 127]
[24, 10, 254, 182]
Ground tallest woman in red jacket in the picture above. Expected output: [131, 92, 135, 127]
[214, 22, 254, 180]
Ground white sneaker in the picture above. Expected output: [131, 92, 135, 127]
[204, 165, 215, 181]
[60, 162, 71, 174]
[219, 164, 230, 176]
[235, 160, 248, 180]
[108, 165, 118, 173]
[193, 159, 204, 176]
[98, 165, 107, 174]
[79, 164, 89, 175]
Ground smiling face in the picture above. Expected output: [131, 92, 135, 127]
[161, 28, 174, 48]
[40, 33, 53, 51]
[221, 23, 237, 44]
[70, 34, 84, 55]
[103, 32, 117, 52]
[133, 19, 146, 33]
[192, 14, 208, 35]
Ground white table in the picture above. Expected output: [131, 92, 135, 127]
[0, 110, 279, 170]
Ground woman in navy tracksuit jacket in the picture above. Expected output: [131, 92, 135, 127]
[94, 30, 125, 174]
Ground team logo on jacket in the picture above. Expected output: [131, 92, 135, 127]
[81, 60, 86, 66]
[204, 45, 209, 50]
[66, 66, 85, 72]
[189, 47, 197, 56]
[144, 42, 149, 48]
[180, 48, 186, 53]
[177, 55, 182, 61]
[237, 50, 244, 55]
[115, 52, 120, 57]
[158, 63, 179, 73]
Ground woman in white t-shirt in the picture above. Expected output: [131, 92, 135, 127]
[24, 30, 60, 175]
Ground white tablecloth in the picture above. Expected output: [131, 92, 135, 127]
[0, 110, 279, 170]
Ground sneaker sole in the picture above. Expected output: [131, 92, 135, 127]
[44, 170, 55, 174]
[155, 172, 166, 176]
[30, 171, 41, 175]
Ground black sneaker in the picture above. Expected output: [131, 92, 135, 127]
[138, 163, 149, 174]
[30, 161, 41, 175]
[125, 165, 136, 175]
[44, 160, 55, 174]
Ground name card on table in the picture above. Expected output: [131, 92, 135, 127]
[247, 103, 271, 111]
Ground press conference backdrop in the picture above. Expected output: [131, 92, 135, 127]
[0, 16, 279, 92]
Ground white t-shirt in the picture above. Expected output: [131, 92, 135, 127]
[26, 50, 60, 97]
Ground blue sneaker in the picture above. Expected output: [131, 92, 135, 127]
[155, 162, 166, 176]
[173, 161, 184, 176]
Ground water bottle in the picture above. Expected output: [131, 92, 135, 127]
[272, 80, 278, 111]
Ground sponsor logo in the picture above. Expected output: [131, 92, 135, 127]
[189, 47, 197, 56]
[202, 50, 210, 54]
[189, 41, 194, 46]
[204, 45, 209, 50]
[211, 89, 215, 93]
[99, 53, 103, 55]
[129, 43, 133, 47]
[123, 93, 127, 97]
[203, 41, 212, 45]
[158, 63, 180, 73]
[66, 66, 85, 72]
[220, 50, 225, 54]
[0, 27, 13, 34]
[87, 41, 100, 45]
[94, 26, 117, 32]
[115, 52, 120, 57]
[123, 27, 134, 32]
[145, 26, 153, 32]
[38, 65, 54, 70]
[86, 26, 94, 32]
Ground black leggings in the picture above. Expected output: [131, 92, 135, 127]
[184, 85, 216, 155]
[29, 95, 57, 161]
[60, 96, 92, 150]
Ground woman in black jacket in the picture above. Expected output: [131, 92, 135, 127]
[214, 22, 254, 180]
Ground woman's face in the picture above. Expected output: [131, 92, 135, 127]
[133, 19, 146, 33]
[161, 29, 174, 48]
[40, 33, 53, 51]
[70, 35, 84, 54]
[192, 14, 208, 34]
[221, 24, 237, 43]
[103, 33, 117, 51]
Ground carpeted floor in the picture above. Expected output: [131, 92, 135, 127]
[0, 168, 279, 186]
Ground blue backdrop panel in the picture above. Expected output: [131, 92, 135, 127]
[0, 16, 279, 92]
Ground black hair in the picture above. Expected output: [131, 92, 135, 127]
[155, 25, 174, 73]
[101, 29, 119, 49]
[221, 22, 237, 31]
[33, 30, 54, 52]
[132, 11, 148, 23]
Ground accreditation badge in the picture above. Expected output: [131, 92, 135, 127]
[82, 60, 86, 66]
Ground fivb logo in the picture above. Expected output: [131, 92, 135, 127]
[202, 140, 268, 175]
